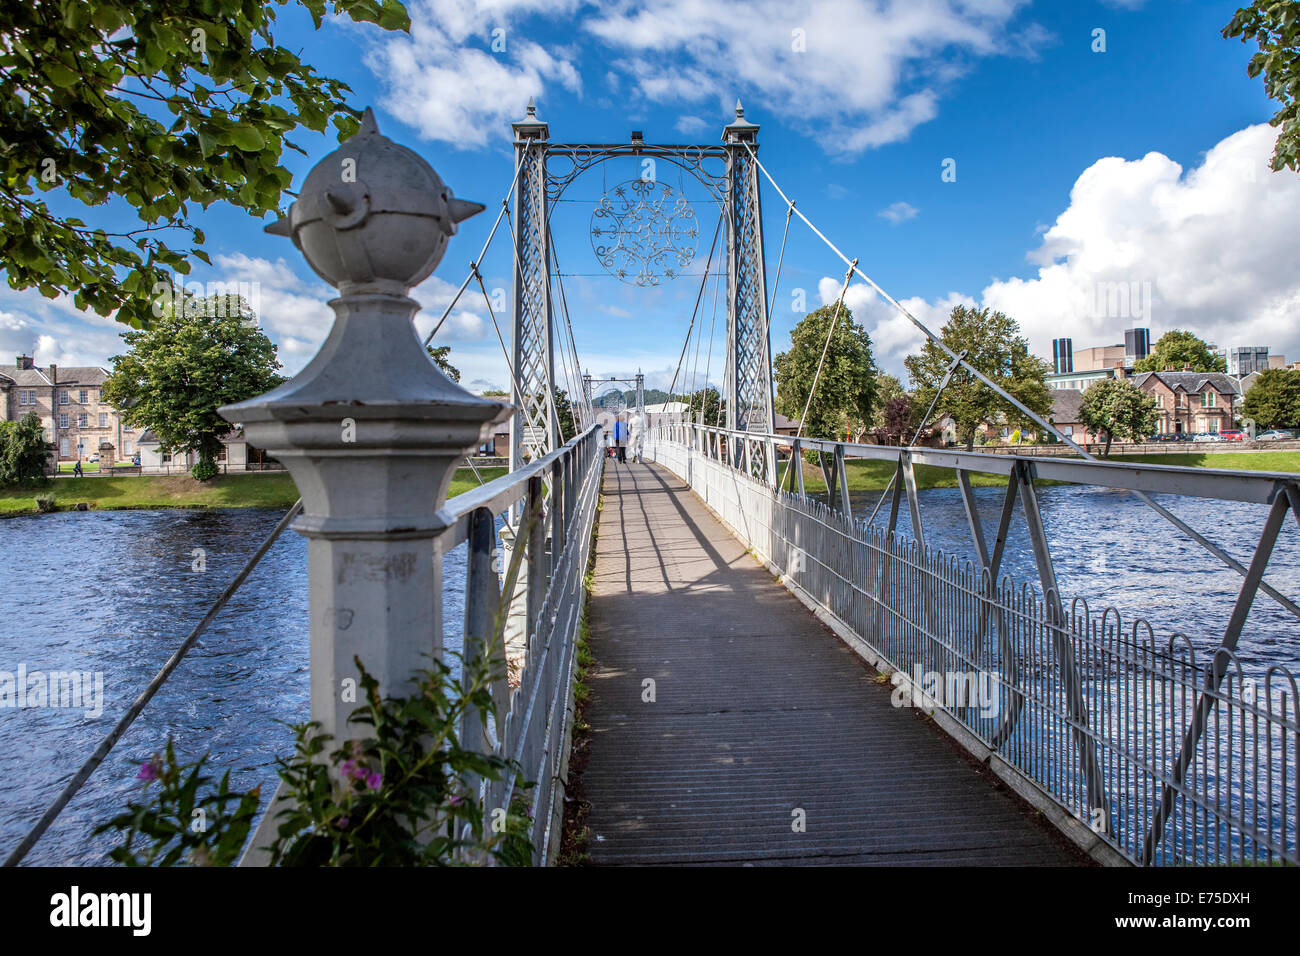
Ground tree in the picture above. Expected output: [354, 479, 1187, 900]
[0, 1, 411, 329]
[1133, 330, 1227, 373]
[855, 372, 905, 441]
[102, 296, 282, 479]
[427, 345, 460, 383]
[774, 303, 878, 442]
[1079, 378, 1159, 456]
[684, 386, 723, 425]
[875, 395, 916, 445]
[1224, 2, 1300, 172]
[904, 305, 1052, 450]
[0, 412, 50, 486]
[552, 388, 576, 442]
[1242, 368, 1300, 428]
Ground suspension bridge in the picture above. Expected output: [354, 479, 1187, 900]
[5, 103, 1298, 869]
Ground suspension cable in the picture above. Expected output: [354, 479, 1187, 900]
[779, 261, 855, 489]
[665, 211, 724, 403]
[743, 142, 1300, 620]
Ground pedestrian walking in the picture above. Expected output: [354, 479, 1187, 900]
[73, 459, 83, 478]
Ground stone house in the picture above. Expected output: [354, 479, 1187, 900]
[0, 354, 133, 464]
[1132, 370, 1239, 436]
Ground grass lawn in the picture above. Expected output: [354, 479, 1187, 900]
[795, 450, 1300, 494]
[56, 462, 100, 473]
[0, 467, 509, 517]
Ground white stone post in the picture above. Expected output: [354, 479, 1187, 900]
[221, 109, 511, 745]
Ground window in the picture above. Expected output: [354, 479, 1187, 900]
[77, 413, 87, 428]
[1064, 426, 1074, 437]
[98, 413, 108, 428]
[79, 389, 88, 403]
[58, 390, 68, 405]
[17, 391, 26, 406]
[1201, 391, 1216, 408]
[59, 438, 69, 457]
[26, 390, 35, 405]
[161, 452, 171, 464]
[217, 446, 227, 462]
[123, 441, 132, 456]
[124, 425, 134, 433]
[59, 413, 69, 429]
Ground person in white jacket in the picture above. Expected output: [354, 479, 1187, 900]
[628, 411, 646, 463]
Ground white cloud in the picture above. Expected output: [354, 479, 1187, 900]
[586, 0, 1043, 156]
[366, 0, 582, 149]
[878, 201, 918, 225]
[359, 1, 1042, 155]
[674, 115, 708, 136]
[817, 124, 1300, 380]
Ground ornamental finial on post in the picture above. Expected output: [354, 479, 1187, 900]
[220, 107, 511, 751]
[264, 107, 485, 293]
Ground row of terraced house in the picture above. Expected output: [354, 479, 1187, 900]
[0, 353, 257, 472]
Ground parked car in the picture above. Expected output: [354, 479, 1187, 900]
[1257, 429, 1296, 441]
[1219, 429, 1245, 442]
[1192, 432, 1224, 443]
[87, 453, 100, 462]
[1149, 433, 1187, 442]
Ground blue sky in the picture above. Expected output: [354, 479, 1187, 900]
[3, 0, 1296, 397]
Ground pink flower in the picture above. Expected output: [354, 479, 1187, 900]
[365, 771, 382, 790]
[340, 759, 356, 779]
[137, 759, 160, 782]
[447, 794, 463, 807]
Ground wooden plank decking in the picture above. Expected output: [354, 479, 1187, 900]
[580, 460, 1081, 865]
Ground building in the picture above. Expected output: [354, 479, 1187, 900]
[1124, 327, 1152, 367]
[644, 400, 688, 430]
[136, 428, 253, 472]
[1052, 337, 1073, 374]
[1132, 370, 1239, 436]
[1048, 389, 1103, 445]
[1218, 346, 1271, 377]
[0, 354, 133, 464]
[1072, 343, 1128, 372]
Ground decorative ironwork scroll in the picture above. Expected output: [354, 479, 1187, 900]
[590, 180, 698, 287]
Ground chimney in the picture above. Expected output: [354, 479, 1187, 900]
[16, 354, 33, 370]
[1115, 365, 1126, 380]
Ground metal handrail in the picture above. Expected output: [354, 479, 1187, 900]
[646, 423, 1299, 865]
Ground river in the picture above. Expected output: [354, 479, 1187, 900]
[1, 485, 1297, 864]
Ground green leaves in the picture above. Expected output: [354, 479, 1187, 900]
[1133, 329, 1226, 374]
[1241, 368, 1300, 429]
[1224, 2, 1300, 172]
[102, 298, 283, 472]
[0, 0, 412, 328]
[1079, 378, 1159, 455]
[774, 304, 878, 441]
[904, 305, 1053, 450]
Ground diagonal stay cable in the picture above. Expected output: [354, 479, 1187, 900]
[779, 260, 855, 490]
[744, 142, 1300, 620]
[4, 501, 302, 867]
[666, 211, 724, 404]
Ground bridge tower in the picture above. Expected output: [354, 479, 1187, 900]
[508, 102, 774, 467]
[510, 99, 557, 473]
[722, 101, 774, 437]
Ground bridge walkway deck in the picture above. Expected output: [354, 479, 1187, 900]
[579, 460, 1082, 865]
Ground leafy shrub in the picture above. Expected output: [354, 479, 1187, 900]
[98, 655, 533, 867]
[190, 456, 218, 482]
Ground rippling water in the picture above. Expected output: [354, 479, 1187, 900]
[2, 484, 1297, 864]
[0, 508, 469, 866]
[844, 484, 1300, 672]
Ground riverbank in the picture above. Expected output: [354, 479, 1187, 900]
[797, 450, 1300, 494]
[0, 467, 509, 517]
